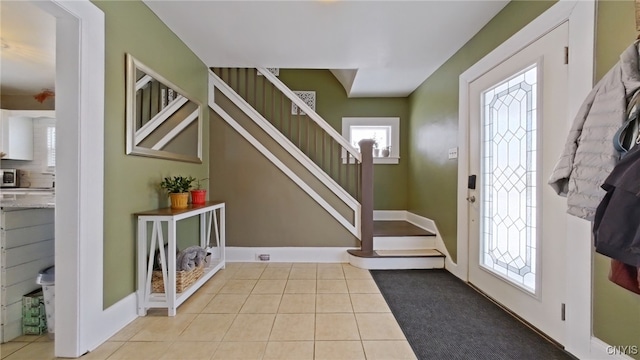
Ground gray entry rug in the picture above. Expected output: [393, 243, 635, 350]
[370, 269, 576, 360]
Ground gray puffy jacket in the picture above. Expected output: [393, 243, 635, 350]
[548, 41, 640, 221]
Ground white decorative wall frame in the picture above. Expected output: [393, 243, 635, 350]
[257, 68, 280, 76]
[291, 91, 316, 115]
[125, 54, 203, 163]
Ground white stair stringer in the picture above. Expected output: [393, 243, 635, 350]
[209, 70, 361, 239]
[211, 102, 359, 238]
[209, 71, 358, 208]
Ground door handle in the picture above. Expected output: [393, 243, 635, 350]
[466, 196, 476, 203]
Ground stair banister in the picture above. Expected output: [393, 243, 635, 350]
[209, 70, 362, 238]
[358, 139, 375, 253]
[211, 68, 377, 249]
[209, 70, 360, 205]
[257, 67, 362, 162]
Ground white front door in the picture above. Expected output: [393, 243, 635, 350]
[467, 22, 569, 344]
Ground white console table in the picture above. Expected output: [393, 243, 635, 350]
[135, 201, 225, 316]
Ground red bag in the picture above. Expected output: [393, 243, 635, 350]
[608, 259, 640, 295]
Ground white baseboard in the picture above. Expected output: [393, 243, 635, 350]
[373, 210, 408, 221]
[588, 337, 637, 360]
[86, 293, 137, 353]
[226, 247, 354, 263]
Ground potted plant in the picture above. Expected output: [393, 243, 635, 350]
[160, 175, 195, 209]
[190, 178, 208, 205]
[371, 134, 380, 157]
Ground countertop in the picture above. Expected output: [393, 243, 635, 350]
[0, 188, 55, 208]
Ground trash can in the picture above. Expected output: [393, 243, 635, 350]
[36, 266, 55, 339]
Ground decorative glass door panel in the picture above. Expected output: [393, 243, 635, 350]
[467, 22, 567, 343]
[480, 66, 538, 294]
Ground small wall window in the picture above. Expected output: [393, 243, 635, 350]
[342, 117, 400, 164]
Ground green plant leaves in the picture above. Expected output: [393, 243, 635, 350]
[160, 175, 196, 194]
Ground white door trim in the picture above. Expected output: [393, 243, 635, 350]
[34, 1, 136, 357]
[455, 0, 595, 358]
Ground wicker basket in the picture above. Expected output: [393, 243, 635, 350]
[151, 265, 204, 293]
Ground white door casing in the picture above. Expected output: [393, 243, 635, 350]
[456, 0, 596, 358]
[32, 1, 135, 358]
[468, 22, 568, 343]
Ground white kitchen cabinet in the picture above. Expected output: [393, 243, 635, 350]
[0, 207, 55, 343]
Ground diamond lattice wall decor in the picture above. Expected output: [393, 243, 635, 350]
[291, 91, 316, 115]
[257, 68, 280, 76]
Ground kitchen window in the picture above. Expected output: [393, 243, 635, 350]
[47, 125, 55, 168]
[342, 117, 400, 164]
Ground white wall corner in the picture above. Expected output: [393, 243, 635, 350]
[330, 69, 357, 96]
[33, 0, 107, 357]
[86, 294, 138, 352]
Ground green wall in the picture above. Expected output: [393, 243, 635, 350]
[408, 0, 639, 355]
[91, 0, 639, 349]
[278, 70, 410, 210]
[592, 1, 640, 357]
[93, 0, 209, 308]
[209, 106, 359, 248]
[407, 1, 555, 262]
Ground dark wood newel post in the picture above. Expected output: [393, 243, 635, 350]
[358, 139, 375, 253]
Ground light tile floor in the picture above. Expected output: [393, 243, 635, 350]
[1, 263, 417, 360]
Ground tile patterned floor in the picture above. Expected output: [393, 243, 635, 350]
[1, 263, 417, 359]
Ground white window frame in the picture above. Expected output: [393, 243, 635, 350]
[46, 123, 56, 169]
[342, 117, 400, 164]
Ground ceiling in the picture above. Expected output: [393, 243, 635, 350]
[0, 1, 509, 98]
[0, 1, 55, 96]
[143, 0, 509, 97]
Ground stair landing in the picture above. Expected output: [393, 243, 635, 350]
[348, 220, 444, 270]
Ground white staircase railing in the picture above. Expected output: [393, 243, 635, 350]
[209, 69, 370, 239]
[256, 68, 362, 163]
